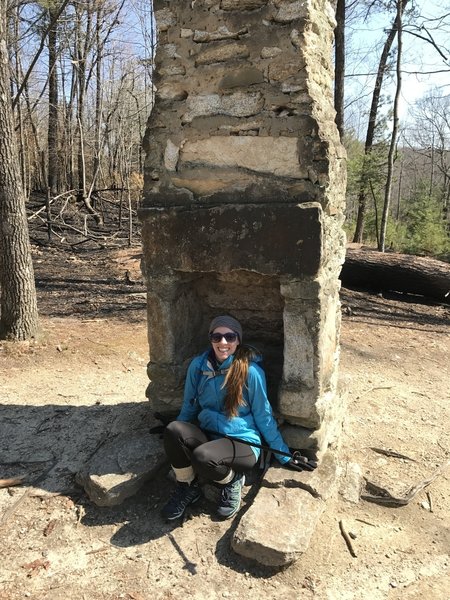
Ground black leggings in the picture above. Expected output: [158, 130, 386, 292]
[164, 421, 258, 482]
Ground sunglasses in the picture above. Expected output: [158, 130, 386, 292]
[209, 332, 239, 343]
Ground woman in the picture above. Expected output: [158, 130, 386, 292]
[162, 315, 294, 521]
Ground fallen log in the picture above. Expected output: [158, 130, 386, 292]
[340, 247, 450, 303]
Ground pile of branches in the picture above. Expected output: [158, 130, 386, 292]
[26, 188, 141, 249]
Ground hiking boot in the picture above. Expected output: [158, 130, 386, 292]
[217, 472, 245, 519]
[161, 480, 201, 521]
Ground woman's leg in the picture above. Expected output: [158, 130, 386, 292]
[191, 437, 257, 482]
[192, 438, 257, 519]
[163, 420, 209, 469]
[161, 421, 207, 521]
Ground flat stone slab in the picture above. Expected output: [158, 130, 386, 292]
[232, 451, 338, 567]
[264, 450, 338, 500]
[76, 432, 166, 507]
[140, 203, 322, 278]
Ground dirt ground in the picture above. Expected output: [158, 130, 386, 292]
[0, 245, 449, 600]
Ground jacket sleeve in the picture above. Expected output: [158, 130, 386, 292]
[247, 365, 291, 464]
[176, 357, 201, 423]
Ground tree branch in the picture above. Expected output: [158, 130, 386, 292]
[12, 0, 71, 109]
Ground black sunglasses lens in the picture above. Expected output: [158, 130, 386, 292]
[210, 332, 238, 343]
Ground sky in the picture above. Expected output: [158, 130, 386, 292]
[345, 0, 450, 134]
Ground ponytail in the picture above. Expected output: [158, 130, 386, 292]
[222, 345, 258, 418]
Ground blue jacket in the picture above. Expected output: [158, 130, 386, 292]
[177, 350, 291, 464]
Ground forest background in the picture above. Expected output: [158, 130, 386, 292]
[0, 0, 450, 341]
[3, 0, 450, 255]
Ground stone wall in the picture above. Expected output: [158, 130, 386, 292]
[140, 0, 346, 456]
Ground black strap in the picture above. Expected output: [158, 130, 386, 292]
[203, 428, 293, 459]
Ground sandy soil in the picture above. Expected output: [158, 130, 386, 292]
[0, 245, 449, 600]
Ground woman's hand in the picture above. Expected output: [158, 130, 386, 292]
[286, 452, 318, 472]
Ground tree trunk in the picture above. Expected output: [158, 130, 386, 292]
[379, 0, 403, 252]
[353, 0, 409, 243]
[92, 4, 103, 193]
[341, 248, 450, 303]
[0, 1, 39, 340]
[334, 0, 345, 139]
[47, 5, 59, 198]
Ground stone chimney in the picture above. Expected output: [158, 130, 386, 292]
[140, 0, 346, 458]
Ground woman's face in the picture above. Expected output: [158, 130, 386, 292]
[210, 327, 239, 362]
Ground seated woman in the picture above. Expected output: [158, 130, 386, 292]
[162, 315, 295, 521]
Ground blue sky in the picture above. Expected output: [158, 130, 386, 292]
[346, 0, 450, 131]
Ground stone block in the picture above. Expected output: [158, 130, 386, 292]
[232, 450, 339, 567]
[232, 485, 325, 566]
[156, 84, 188, 103]
[140, 203, 322, 277]
[264, 451, 339, 501]
[282, 306, 315, 389]
[281, 375, 349, 437]
[164, 140, 180, 171]
[181, 92, 264, 123]
[221, 0, 268, 10]
[155, 8, 176, 33]
[159, 65, 186, 77]
[76, 433, 166, 507]
[180, 136, 308, 179]
[171, 172, 256, 196]
[273, 1, 308, 23]
[339, 462, 363, 504]
[281, 422, 325, 455]
[193, 26, 248, 43]
[195, 43, 249, 66]
[260, 46, 282, 59]
[219, 68, 264, 90]
[267, 59, 306, 83]
[278, 387, 319, 427]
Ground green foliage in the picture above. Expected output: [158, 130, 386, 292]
[344, 124, 449, 258]
[400, 183, 450, 258]
[344, 131, 389, 228]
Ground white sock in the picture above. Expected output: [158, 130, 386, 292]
[214, 469, 234, 485]
[172, 465, 195, 484]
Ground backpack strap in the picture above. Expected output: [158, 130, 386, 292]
[191, 361, 229, 405]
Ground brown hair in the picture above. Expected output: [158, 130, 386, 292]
[222, 345, 258, 418]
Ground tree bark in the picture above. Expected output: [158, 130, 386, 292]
[379, 0, 403, 252]
[334, 0, 345, 139]
[341, 248, 450, 303]
[47, 4, 59, 198]
[353, 0, 409, 243]
[0, 1, 39, 340]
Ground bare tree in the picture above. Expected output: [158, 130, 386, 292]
[409, 90, 450, 227]
[334, 0, 346, 139]
[352, 0, 410, 243]
[379, 0, 404, 251]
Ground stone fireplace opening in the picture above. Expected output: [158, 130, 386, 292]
[179, 269, 285, 404]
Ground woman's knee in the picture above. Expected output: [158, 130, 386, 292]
[191, 443, 217, 469]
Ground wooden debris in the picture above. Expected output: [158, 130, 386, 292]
[126, 592, 146, 600]
[370, 447, 417, 462]
[43, 519, 58, 537]
[358, 386, 393, 399]
[355, 518, 377, 527]
[76, 504, 86, 527]
[86, 545, 109, 555]
[0, 489, 31, 527]
[0, 477, 24, 489]
[339, 519, 357, 558]
[0, 460, 57, 528]
[361, 460, 449, 507]
[22, 558, 50, 577]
